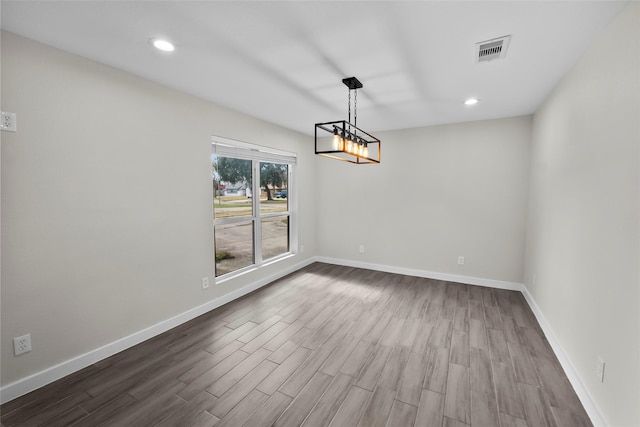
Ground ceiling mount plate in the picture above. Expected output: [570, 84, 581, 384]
[342, 77, 363, 90]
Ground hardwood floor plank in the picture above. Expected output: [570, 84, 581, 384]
[532, 355, 587, 416]
[484, 304, 503, 330]
[46, 406, 88, 427]
[550, 405, 593, 427]
[257, 346, 312, 395]
[209, 359, 278, 418]
[10, 392, 90, 427]
[444, 363, 470, 424]
[471, 388, 500, 427]
[410, 320, 434, 354]
[508, 341, 541, 386]
[379, 317, 407, 347]
[215, 389, 269, 427]
[242, 392, 292, 427]
[240, 321, 290, 354]
[469, 319, 489, 350]
[443, 416, 470, 427]
[339, 340, 375, 378]
[396, 350, 428, 406]
[469, 300, 485, 321]
[376, 346, 411, 391]
[414, 389, 444, 427]
[422, 300, 441, 324]
[429, 318, 453, 348]
[520, 326, 555, 361]
[207, 348, 272, 397]
[73, 394, 138, 427]
[177, 349, 250, 401]
[268, 328, 314, 364]
[423, 345, 450, 394]
[365, 312, 394, 344]
[356, 386, 396, 427]
[262, 319, 306, 352]
[493, 361, 526, 419]
[398, 318, 421, 348]
[450, 330, 470, 367]
[386, 399, 418, 427]
[274, 371, 333, 427]
[178, 341, 244, 383]
[202, 321, 259, 353]
[488, 328, 511, 363]
[302, 373, 355, 427]
[319, 334, 360, 376]
[519, 382, 558, 427]
[355, 344, 393, 391]
[469, 347, 494, 397]
[154, 391, 218, 427]
[237, 314, 283, 343]
[499, 412, 529, 427]
[302, 318, 349, 350]
[279, 328, 347, 397]
[501, 315, 521, 344]
[104, 382, 186, 427]
[453, 307, 470, 332]
[327, 386, 372, 427]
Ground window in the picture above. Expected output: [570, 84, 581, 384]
[212, 136, 296, 279]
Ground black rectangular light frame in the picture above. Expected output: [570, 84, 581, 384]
[314, 120, 381, 164]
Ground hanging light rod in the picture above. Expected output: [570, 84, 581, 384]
[315, 77, 381, 164]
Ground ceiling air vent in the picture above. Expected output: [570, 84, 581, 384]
[475, 35, 511, 63]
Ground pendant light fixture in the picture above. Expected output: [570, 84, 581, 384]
[315, 77, 381, 164]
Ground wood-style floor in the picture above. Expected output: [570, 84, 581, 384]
[1, 263, 592, 427]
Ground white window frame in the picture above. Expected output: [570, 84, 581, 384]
[212, 135, 298, 283]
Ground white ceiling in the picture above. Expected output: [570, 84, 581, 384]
[1, 1, 628, 135]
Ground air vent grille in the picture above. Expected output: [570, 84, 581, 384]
[476, 35, 511, 62]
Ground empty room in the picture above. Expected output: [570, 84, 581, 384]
[1, 1, 638, 426]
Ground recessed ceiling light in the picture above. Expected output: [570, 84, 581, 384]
[149, 38, 175, 52]
[464, 98, 479, 106]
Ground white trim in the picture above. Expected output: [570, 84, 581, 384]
[315, 256, 523, 291]
[0, 256, 315, 404]
[521, 285, 607, 427]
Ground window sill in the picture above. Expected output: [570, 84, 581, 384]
[214, 252, 296, 285]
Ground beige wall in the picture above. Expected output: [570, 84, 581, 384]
[0, 32, 316, 386]
[315, 116, 532, 284]
[524, 2, 640, 426]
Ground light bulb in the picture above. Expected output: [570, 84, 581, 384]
[332, 134, 340, 150]
[149, 38, 175, 52]
[346, 139, 353, 153]
[363, 145, 369, 158]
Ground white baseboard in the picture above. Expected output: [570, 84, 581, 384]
[315, 256, 524, 291]
[0, 256, 315, 404]
[521, 285, 607, 427]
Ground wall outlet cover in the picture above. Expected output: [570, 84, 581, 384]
[13, 334, 32, 356]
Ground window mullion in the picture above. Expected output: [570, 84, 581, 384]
[253, 160, 262, 265]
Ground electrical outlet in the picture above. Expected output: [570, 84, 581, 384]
[1, 111, 17, 132]
[457, 256, 465, 265]
[202, 277, 209, 290]
[596, 356, 605, 382]
[13, 334, 32, 356]
[359, 245, 365, 253]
